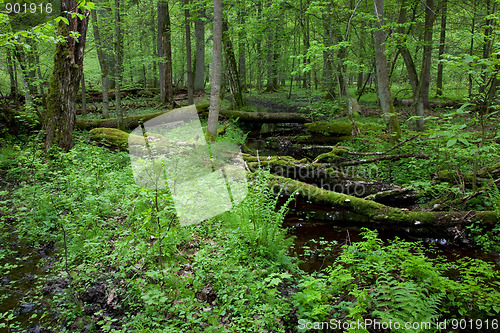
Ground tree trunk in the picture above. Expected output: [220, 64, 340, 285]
[81, 72, 87, 115]
[194, 5, 205, 92]
[115, 0, 124, 130]
[185, 0, 194, 104]
[206, 0, 223, 141]
[44, 0, 89, 152]
[373, 0, 401, 139]
[32, 43, 45, 99]
[323, 6, 336, 99]
[480, 0, 497, 96]
[222, 19, 245, 108]
[158, 0, 174, 106]
[396, 1, 418, 97]
[238, 5, 246, 91]
[436, 0, 447, 96]
[6, 49, 18, 97]
[91, 8, 110, 118]
[415, 0, 435, 131]
[14, 45, 36, 107]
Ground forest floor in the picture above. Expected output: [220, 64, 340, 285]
[1, 90, 500, 332]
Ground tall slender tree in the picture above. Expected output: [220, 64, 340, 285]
[158, 0, 175, 106]
[115, 0, 124, 130]
[91, 8, 110, 118]
[185, 0, 194, 104]
[194, 3, 206, 92]
[373, 0, 401, 139]
[206, 0, 223, 141]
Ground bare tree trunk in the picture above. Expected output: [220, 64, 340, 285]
[14, 45, 36, 107]
[91, 8, 110, 118]
[238, 4, 246, 90]
[185, 0, 194, 104]
[373, 0, 401, 139]
[81, 72, 87, 115]
[194, 5, 205, 92]
[115, 0, 124, 130]
[323, 7, 336, 99]
[6, 49, 17, 97]
[415, 0, 435, 130]
[158, 0, 174, 106]
[222, 19, 245, 108]
[300, 0, 310, 89]
[206, 0, 223, 141]
[480, 0, 496, 95]
[396, 1, 418, 96]
[44, 0, 89, 152]
[32, 43, 45, 99]
[436, 0, 447, 96]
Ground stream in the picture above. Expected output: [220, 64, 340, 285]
[244, 99, 500, 272]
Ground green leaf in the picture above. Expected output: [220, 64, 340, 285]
[447, 138, 457, 147]
[464, 55, 474, 63]
[457, 137, 470, 146]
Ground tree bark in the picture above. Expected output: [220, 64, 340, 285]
[238, 4, 246, 91]
[184, 0, 194, 104]
[415, 0, 435, 130]
[81, 72, 87, 115]
[222, 19, 245, 108]
[91, 8, 110, 118]
[396, 1, 419, 97]
[6, 49, 18, 98]
[194, 4, 205, 92]
[436, 0, 447, 96]
[44, 0, 89, 152]
[115, 0, 124, 130]
[158, 0, 174, 106]
[373, 0, 401, 139]
[206, 0, 223, 141]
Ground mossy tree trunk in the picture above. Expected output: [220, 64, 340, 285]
[44, 1, 89, 152]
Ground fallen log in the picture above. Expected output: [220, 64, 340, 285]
[76, 104, 210, 130]
[270, 175, 498, 226]
[220, 109, 311, 123]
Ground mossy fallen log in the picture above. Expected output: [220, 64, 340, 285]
[90, 124, 229, 151]
[220, 110, 311, 123]
[269, 175, 498, 226]
[77, 104, 210, 130]
[242, 154, 417, 200]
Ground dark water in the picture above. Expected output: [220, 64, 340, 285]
[284, 199, 500, 272]
[0, 221, 56, 333]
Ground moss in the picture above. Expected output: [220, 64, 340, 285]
[358, 123, 386, 131]
[314, 148, 348, 162]
[90, 128, 131, 150]
[295, 135, 352, 144]
[196, 103, 210, 113]
[305, 122, 353, 136]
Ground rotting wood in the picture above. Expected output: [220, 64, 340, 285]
[269, 175, 498, 226]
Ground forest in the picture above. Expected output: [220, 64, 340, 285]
[1, 0, 500, 331]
